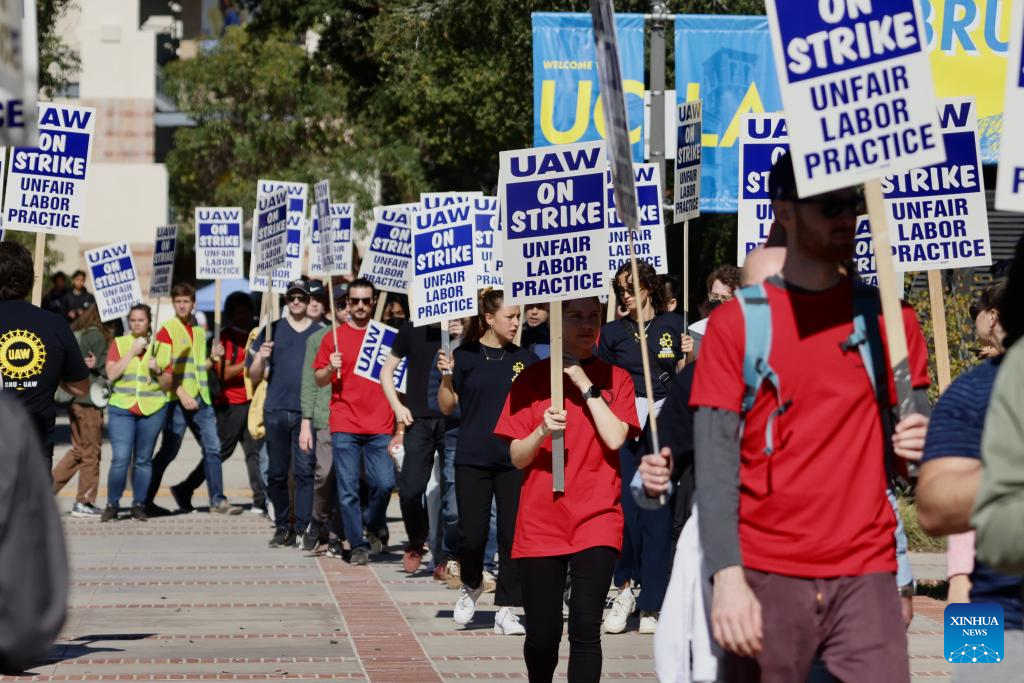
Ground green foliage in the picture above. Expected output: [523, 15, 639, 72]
[164, 27, 379, 223]
[38, 0, 80, 98]
[907, 272, 980, 403]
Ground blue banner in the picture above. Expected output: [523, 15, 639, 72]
[532, 13, 645, 160]
[675, 15, 782, 213]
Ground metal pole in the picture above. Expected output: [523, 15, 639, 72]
[648, 2, 667, 167]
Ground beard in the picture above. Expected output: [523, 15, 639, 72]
[793, 214, 856, 263]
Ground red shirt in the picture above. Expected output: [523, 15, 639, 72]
[213, 327, 250, 405]
[690, 278, 930, 578]
[312, 324, 394, 435]
[494, 358, 640, 559]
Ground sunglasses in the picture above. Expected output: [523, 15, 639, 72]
[801, 193, 865, 219]
[349, 296, 373, 306]
[287, 294, 309, 303]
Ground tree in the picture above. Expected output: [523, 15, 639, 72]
[38, 0, 80, 97]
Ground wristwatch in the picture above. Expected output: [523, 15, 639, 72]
[583, 384, 602, 400]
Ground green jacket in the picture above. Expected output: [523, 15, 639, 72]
[972, 340, 1024, 574]
[74, 327, 109, 407]
[301, 326, 332, 431]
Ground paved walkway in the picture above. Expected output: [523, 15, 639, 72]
[9, 428, 953, 681]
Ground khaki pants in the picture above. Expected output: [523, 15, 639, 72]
[52, 403, 104, 504]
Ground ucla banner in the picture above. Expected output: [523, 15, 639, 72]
[675, 16, 782, 213]
[532, 13, 645, 160]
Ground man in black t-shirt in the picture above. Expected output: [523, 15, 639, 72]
[381, 321, 451, 574]
[61, 270, 96, 321]
[0, 243, 90, 460]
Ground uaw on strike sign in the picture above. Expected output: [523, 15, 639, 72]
[359, 206, 412, 294]
[607, 163, 667, 274]
[764, 0, 943, 196]
[195, 207, 244, 280]
[4, 103, 95, 234]
[737, 112, 788, 265]
[85, 242, 143, 322]
[411, 201, 476, 326]
[498, 141, 608, 306]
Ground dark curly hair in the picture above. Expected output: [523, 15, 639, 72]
[707, 265, 742, 295]
[0, 241, 34, 301]
[614, 260, 666, 313]
[1001, 236, 1024, 349]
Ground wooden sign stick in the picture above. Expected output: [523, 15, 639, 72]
[30, 233, 45, 306]
[682, 220, 690, 320]
[927, 270, 952, 393]
[374, 292, 388, 321]
[550, 300, 565, 492]
[865, 180, 915, 417]
[213, 280, 222, 344]
[326, 276, 341, 379]
[606, 279, 617, 322]
[265, 281, 275, 344]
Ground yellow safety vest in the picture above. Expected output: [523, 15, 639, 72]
[163, 317, 211, 404]
[109, 335, 171, 416]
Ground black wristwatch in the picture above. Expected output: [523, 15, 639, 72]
[583, 384, 602, 400]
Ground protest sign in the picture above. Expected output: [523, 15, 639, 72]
[472, 197, 502, 288]
[411, 201, 476, 327]
[498, 141, 608, 306]
[353, 320, 408, 394]
[248, 187, 289, 288]
[85, 242, 143, 322]
[359, 206, 412, 294]
[997, 0, 1024, 213]
[882, 97, 990, 273]
[853, 215, 906, 297]
[737, 112, 788, 266]
[421, 191, 483, 210]
[4, 103, 95, 235]
[764, 0, 944, 197]
[0, 0, 38, 147]
[313, 180, 334, 274]
[607, 163, 667, 274]
[251, 180, 307, 292]
[195, 207, 244, 280]
[149, 225, 177, 298]
[674, 100, 702, 222]
[309, 212, 329, 276]
[331, 203, 354, 275]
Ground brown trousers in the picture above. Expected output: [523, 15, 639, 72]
[52, 403, 104, 504]
[724, 569, 909, 683]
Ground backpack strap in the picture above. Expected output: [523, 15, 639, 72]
[843, 281, 887, 405]
[736, 283, 790, 456]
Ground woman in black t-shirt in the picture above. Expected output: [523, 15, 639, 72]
[437, 288, 538, 635]
[596, 260, 685, 636]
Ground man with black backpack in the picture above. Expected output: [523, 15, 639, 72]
[685, 152, 931, 683]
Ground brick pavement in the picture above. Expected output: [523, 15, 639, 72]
[16, 431, 953, 681]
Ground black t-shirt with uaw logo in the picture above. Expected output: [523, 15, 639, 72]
[0, 300, 89, 447]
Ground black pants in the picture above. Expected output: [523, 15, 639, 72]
[519, 546, 618, 683]
[455, 464, 522, 606]
[177, 402, 266, 510]
[398, 416, 446, 549]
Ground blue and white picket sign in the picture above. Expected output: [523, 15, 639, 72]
[85, 241, 143, 322]
[248, 187, 289, 290]
[195, 207, 244, 280]
[149, 225, 177, 298]
[359, 206, 413, 294]
[353, 320, 408, 393]
[251, 180, 307, 292]
[3, 103, 95, 235]
[997, 0, 1024, 213]
[737, 112, 788, 265]
[883, 97, 990, 273]
[764, 0, 944, 197]
[674, 100, 702, 222]
[853, 214, 906, 297]
[313, 179, 334, 274]
[472, 197, 502, 288]
[421, 191, 483, 210]
[330, 203, 354, 275]
[411, 201, 477, 327]
[498, 141, 608, 306]
[608, 163, 667, 275]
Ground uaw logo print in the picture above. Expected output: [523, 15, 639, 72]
[658, 331, 674, 359]
[512, 361, 525, 382]
[0, 329, 47, 390]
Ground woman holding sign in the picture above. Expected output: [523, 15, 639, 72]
[493, 295, 639, 683]
[597, 261, 686, 635]
[436, 289, 537, 635]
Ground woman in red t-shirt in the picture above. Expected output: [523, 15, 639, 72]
[494, 296, 640, 683]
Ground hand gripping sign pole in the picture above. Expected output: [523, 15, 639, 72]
[591, 0, 662, 460]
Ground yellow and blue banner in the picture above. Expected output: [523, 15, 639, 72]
[532, 13, 645, 160]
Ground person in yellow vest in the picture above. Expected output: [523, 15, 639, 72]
[101, 304, 173, 522]
[144, 282, 242, 515]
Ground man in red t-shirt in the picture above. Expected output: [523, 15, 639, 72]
[689, 153, 931, 683]
[313, 278, 395, 566]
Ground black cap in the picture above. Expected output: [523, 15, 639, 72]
[286, 278, 310, 296]
[768, 150, 798, 201]
[308, 279, 329, 303]
[332, 283, 349, 302]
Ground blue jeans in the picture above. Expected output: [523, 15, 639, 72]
[265, 409, 316, 532]
[332, 432, 395, 551]
[433, 431, 461, 560]
[107, 405, 167, 508]
[485, 498, 498, 571]
[147, 399, 225, 507]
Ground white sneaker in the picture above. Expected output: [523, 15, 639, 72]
[638, 611, 658, 634]
[494, 606, 526, 635]
[602, 587, 635, 634]
[453, 583, 484, 625]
